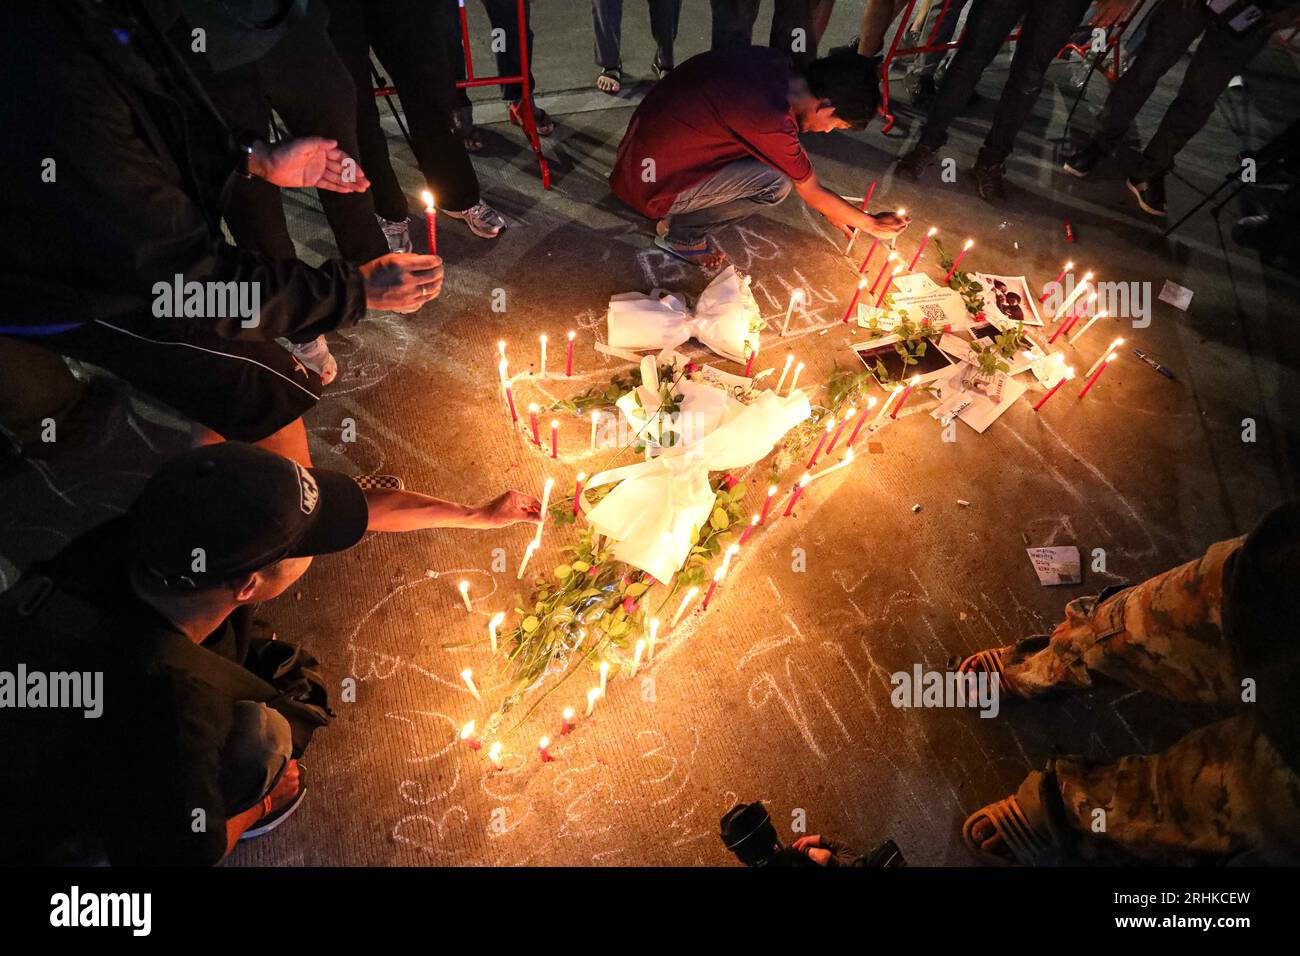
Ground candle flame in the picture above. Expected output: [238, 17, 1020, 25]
[767, 485, 777, 496]
[650, 618, 660, 638]
[844, 448, 855, 464]
[867, 396, 878, 408]
[713, 567, 725, 582]
[799, 472, 811, 487]
[963, 239, 974, 250]
[458, 580, 469, 594]
[1064, 366, 1076, 380]
[497, 340, 506, 356]
[926, 226, 938, 236]
[487, 742, 502, 762]
[825, 418, 836, 432]
[794, 362, 805, 373]
[1082, 271, 1094, 282]
[910, 375, 921, 386]
[1106, 352, 1118, 362]
[543, 477, 555, 491]
[539, 333, 547, 344]
[857, 277, 867, 289]
[577, 472, 586, 482]
[1110, 337, 1125, 349]
[1064, 261, 1074, 271]
[460, 720, 475, 740]
[421, 190, 435, 212]
[587, 688, 601, 704]
[489, 611, 505, 629]
[896, 207, 906, 216]
[460, 668, 473, 682]
[599, 661, 609, 678]
[750, 514, 760, 526]
[538, 736, 550, 750]
[563, 707, 574, 720]
[567, 330, 575, 341]
[528, 402, 539, 412]
[550, 419, 558, 429]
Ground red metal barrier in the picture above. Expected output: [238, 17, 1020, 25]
[877, 0, 1141, 134]
[374, 0, 551, 189]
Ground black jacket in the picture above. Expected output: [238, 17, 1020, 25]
[0, 0, 365, 340]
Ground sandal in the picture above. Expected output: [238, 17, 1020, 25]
[957, 645, 1019, 698]
[596, 67, 622, 94]
[962, 794, 1056, 866]
[509, 100, 554, 137]
[651, 55, 673, 80]
[654, 233, 730, 274]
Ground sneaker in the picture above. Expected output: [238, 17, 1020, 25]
[972, 162, 1008, 203]
[241, 764, 306, 840]
[443, 200, 506, 239]
[1063, 140, 1104, 178]
[290, 336, 338, 386]
[895, 143, 937, 181]
[1127, 175, 1166, 217]
[353, 474, 405, 491]
[376, 215, 412, 254]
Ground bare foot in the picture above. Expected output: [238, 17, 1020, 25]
[597, 69, 621, 94]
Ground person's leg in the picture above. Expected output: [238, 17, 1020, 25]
[664, 159, 793, 244]
[324, 0, 411, 224]
[710, 0, 761, 50]
[594, 0, 624, 72]
[1050, 714, 1300, 863]
[219, 702, 294, 817]
[648, 0, 682, 70]
[1000, 536, 1245, 705]
[916, 0, 969, 75]
[858, 0, 909, 59]
[368, 0, 483, 215]
[915, 0, 1025, 151]
[258, 21, 389, 264]
[1091, 0, 1208, 154]
[484, 0, 534, 103]
[1133, 20, 1272, 180]
[974, 0, 1093, 169]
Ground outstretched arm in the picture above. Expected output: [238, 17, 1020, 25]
[794, 171, 911, 239]
[363, 488, 542, 533]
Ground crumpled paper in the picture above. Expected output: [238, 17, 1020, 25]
[606, 266, 761, 364]
[582, 388, 811, 582]
[615, 351, 744, 449]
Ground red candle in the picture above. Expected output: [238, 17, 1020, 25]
[1078, 353, 1117, 399]
[528, 404, 540, 445]
[538, 737, 554, 763]
[1032, 369, 1074, 412]
[906, 227, 937, 273]
[572, 473, 585, 515]
[504, 383, 518, 422]
[460, 721, 481, 751]
[743, 348, 756, 378]
[739, 514, 759, 545]
[550, 420, 558, 459]
[857, 237, 880, 276]
[845, 179, 877, 253]
[943, 239, 974, 283]
[841, 277, 867, 324]
[872, 261, 899, 309]
[845, 400, 873, 448]
[560, 707, 574, 735]
[825, 411, 851, 455]
[565, 331, 575, 377]
[890, 376, 920, 420]
[807, 419, 835, 469]
[1039, 260, 1074, 304]
[701, 568, 724, 611]
[869, 252, 897, 296]
[421, 190, 437, 255]
[782, 474, 810, 517]
[758, 485, 777, 524]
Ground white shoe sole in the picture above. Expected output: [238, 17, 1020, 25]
[1126, 179, 1166, 217]
[443, 210, 503, 239]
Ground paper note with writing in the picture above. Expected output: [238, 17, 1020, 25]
[857, 272, 973, 332]
[1026, 546, 1082, 586]
[1158, 280, 1193, 311]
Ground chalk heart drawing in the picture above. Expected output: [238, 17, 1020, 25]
[322, 312, 416, 398]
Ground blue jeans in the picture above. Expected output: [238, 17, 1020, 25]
[665, 159, 793, 244]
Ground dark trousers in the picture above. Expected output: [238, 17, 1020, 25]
[452, 0, 537, 104]
[919, 0, 1092, 167]
[593, 0, 682, 71]
[710, 0, 819, 64]
[1094, 0, 1271, 179]
[194, 20, 388, 264]
[327, 0, 482, 217]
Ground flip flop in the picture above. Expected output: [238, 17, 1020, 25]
[654, 234, 729, 274]
[957, 645, 1019, 698]
[962, 794, 1056, 866]
[596, 67, 622, 94]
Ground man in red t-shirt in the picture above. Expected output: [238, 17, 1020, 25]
[611, 46, 909, 271]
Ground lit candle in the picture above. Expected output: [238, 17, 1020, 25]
[1052, 271, 1093, 321]
[589, 410, 599, 451]
[498, 340, 507, 361]
[890, 375, 922, 420]
[806, 417, 835, 469]
[528, 403, 541, 445]
[517, 539, 538, 580]
[809, 447, 854, 483]
[498, 357, 509, 386]
[1032, 367, 1075, 412]
[421, 190, 437, 255]
[857, 236, 881, 276]
[504, 381, 518, 422]
[561, 706, 575, 735]
[739, 513, 760, 545]
[460, 720, 482, 750]
[869, 251, 898, 296]
[701, 566, 725, 611]
[533, 477, 554, 547]
[845, 178, 877, 254]
[826, 409, 851, 455]
[720, 542, 741, 576]
[743, 347, 757, 378]
[538, 736, 554, 762]
[1078, 352, 1118, 399]
[1067, 309, 1108, 346]
[775, 354, 794, 393]
[1085, 338, 1126, 380]
[787, 362, 804, 396]
[538, 334, 548, 378]
[457, 580, 472, 613]
[758, 485, 778, 524]
[630, 638, 646, 678]
[550, 420, 559, 459]
[1050, 292, 1096, 343]
[874, 387, 902, 425]
[671, 586, 700, 628]
[460, 668, 482, 702]
[572, 472, 585, 515]
[599, 660, 609, 694]
[906, 226, 937, 273]
[872, 256, 900, 308]
[943, 239, 974, 283]
[565, 330, 575, 377]
[585, 687, 602, 717]
[487, 742, 503, 769]
[841, 277, 868, 325]
[648, 618, 660, 662]
[782, 472, 811, 517]
[1039, 260, 1074, 303]
[489, 611, 505, 654]
[847, 396, 877, 447]
[780, 288, 805, 335]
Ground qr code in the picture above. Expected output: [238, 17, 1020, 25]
[920, 304, 946, 326]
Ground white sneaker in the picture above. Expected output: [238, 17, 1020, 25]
[377, 215, 413, 253]
[290, 336, 338, 386]
[443, 201, 506, 239]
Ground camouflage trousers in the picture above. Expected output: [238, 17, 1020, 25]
[1003, 537, 1300, 863]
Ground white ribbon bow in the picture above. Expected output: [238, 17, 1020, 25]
[582, 389, 811, 582]
[615, 352, 744, 449]
[606, 266, 761, 364]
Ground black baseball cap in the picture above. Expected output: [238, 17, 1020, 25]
[720, 801, 781, 866]
[130, 442, 368, 589]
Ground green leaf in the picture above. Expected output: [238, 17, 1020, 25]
[554, 564, 572, 579]
[730, 482, 748, 502]
[626, 581, 649, 597]
[710, 508, 730, 531]
[571, 560, 590, 574]
[522, 616, 540, 634]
